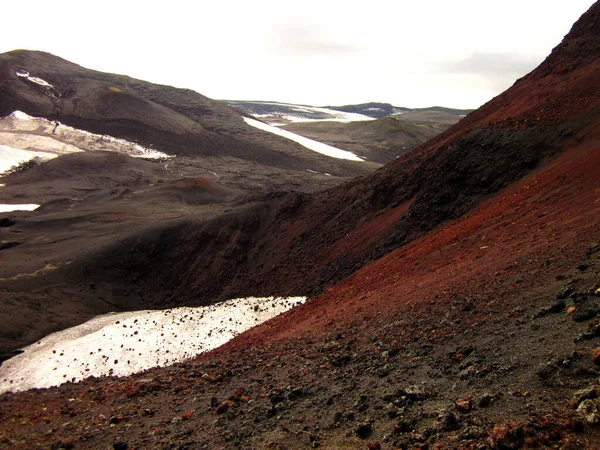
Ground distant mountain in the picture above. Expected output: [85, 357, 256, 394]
[227, 100, 473, 122]
[227, 100, 472, 164]
[0, 51, 379, 194]
[324, 102, 411, 118]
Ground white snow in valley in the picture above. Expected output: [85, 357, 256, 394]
[0, 204, 39, 212]
[0, 144, 59, 174]
[0, 296, 305, 393]
[243, 117, 363, 161]
[0, 111, 172, 175]
[15, 70, 29, 78]
[254, 102, 376, 123]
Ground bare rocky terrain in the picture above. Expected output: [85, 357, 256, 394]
[0, 2, 600, 449]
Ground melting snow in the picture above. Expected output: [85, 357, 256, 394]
[256, 103, 376, 123]
[0, 204, 39, 212]
[0, 144, 58, 174]
[15, 70, 29, 77]
[11, 110, 32, 121]
[27, 77, 53, 88]
[0, 111, 173, 167]
[0, 296, 305, 393]
[243, 117, 363, 161]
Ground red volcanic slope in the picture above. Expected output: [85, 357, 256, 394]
[229, 112, 600, 347]
[46, 2, 600, 315]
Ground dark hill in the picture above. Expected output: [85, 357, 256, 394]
[0, 50, 378, 188]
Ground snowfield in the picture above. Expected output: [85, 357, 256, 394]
[251, 102, 376, 123]
[0, 111, 172, 175]
[243, 117, 363, 161]
[0, 296, 306, 393]
[0, 204, 39, 212]
[0, 145, 59, 174]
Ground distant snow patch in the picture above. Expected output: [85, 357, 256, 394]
[0, 204, 39, 212]
[0, 145, 58, 174]
[243, 117, 363, 161]
[1, 111, 173, 161]
[27, 76, 53, 88]
[11, 110, 32, 121]
[15, 70, 29, 77]
[0, 296, 305, 393]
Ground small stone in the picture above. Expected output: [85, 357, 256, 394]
[571, 388, 598, 407]
[593, 348, 600, 365]
[216, 399, 235, 414]
[270, 392, 285, 404]
[595, 288, 600, 297]
[455, 396, 472, 412]
[479, 393, 493, 408]
[548, 299, 566, 313]
[367, 442, 381, 450]
[557, 285, 574, 300]
[355, 422, 373, 438]
[435, 409, 460, 431]
[574, 307, 599, 322]
[577, 399, 600, 425]
[404, 386, 429, 401]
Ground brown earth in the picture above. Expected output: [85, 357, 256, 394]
[0, 2, 600, 449]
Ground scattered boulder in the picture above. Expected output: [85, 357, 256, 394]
[479, 393, 493, 408]
[571, 387, 598, 408]
[557, 285, 574, 300]
[216, 400, 235, 414]
[435, 409, 460, 431]
[577, 399, 600, 425]
[592, 348, 600, 366]
[573, 306, 600, 322]
[454, 396, 472, 412]
[355, 422, 373, 438]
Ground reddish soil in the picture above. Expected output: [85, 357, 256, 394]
[0, 3, 600, 449]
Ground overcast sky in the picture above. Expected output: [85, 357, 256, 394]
[1, 0, 595, 109]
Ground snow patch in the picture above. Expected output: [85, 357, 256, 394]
[15, 70, 29, 77]
[0, 296, 306, 393]
[0, 145, 58, 174]
[27, 76, 53, 88]
[11, 110, 32, 121]
[243, 117, 363, 161]
[0, 204, 39, 212]
[1, 111, 173, 161]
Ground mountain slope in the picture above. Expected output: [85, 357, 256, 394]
[0, 50, 379, 192]
[1, 2, 600, 449]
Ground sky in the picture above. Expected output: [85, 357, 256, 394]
[1, 0, 596, 109]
